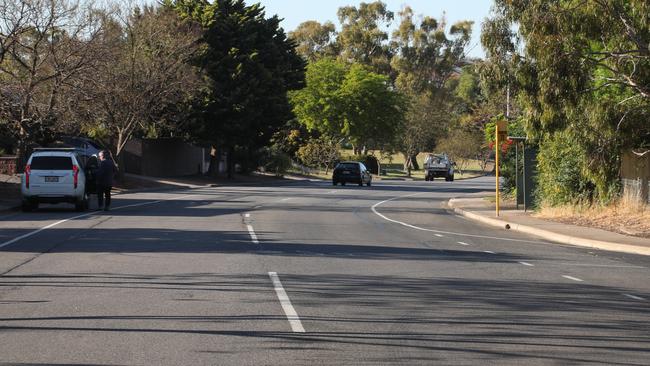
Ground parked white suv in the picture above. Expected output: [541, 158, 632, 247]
[21, 148, 89, 212]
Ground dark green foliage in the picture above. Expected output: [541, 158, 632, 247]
[483, 0, 650, 204]
[259, 145, 292, 176]
[172, 0, 305, 171]
[537, 132, 597, 206]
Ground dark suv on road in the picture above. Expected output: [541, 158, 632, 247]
[332, 161, 372, 187]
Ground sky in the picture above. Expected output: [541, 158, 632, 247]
[256, 0, 495, 59]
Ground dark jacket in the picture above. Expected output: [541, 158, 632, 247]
[96, 158, 117, 187]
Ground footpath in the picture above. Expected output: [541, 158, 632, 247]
[0, 174, 20, 212]
[449, 197, 650, 256]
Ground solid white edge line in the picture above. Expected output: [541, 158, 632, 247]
[268, 272, 305, 333]
[0, 193, 195, 249]
[519, 261, 534, 267]
[371, 194, 546, 244]
[562, 275, 584, 282]
[247, 224, 259, 244]
[623, 294, 645, 301]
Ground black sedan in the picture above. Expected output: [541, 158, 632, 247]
[332, 161, 372, 186]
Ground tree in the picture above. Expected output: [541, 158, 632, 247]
[336, 1, 393, 74]
[296, 136, 340, 174]
[339, 63, 404, 152]
[483, 0, 650, 202]
[291, 58, 404, 153]
[0, 0, 105, 169]
[290, 58, 347, 138]
[289, 20, 337, 62]
[75, 5, 203, 167]
[436, 128, 484, 173]
[396, 93, 446, 174]
[391, 7, 472, 94]
[173, 0, 305, 178]
[390, 7, 473, 172]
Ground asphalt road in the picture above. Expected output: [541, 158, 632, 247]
[1, 176, 649, 365]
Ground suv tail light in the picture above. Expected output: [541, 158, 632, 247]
[25, 164, 31, 189]
[72, 165, 79, 188]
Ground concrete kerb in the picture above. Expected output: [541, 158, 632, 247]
[448, 198, 650, 256]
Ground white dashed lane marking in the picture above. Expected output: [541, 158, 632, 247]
[623, 294, 645, 301]
[268, 272, 305, 333]
[562, 275, 584, 282]
[247, 224, 259, 244]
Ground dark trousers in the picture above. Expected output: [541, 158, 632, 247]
[97, 185, 112, 208]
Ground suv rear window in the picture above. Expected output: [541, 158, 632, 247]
[30, 156, 73, 170]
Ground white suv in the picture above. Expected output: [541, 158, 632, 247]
[21, 148, 89, 212]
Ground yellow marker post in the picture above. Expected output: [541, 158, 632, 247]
[495, 120, 508, 217]
[495, 124, 500, 217]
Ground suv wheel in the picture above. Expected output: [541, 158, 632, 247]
[21, 200, 34, 212]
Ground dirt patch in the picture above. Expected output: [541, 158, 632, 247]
[535, 202, 650, 239]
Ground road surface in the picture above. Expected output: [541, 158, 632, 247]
[1, 176, 649, 365]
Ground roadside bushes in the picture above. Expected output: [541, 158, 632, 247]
[260, 146, 292, 176]
[296, 137, 341, 173]
[537, 132, 596, 206]
[339, 153, 379, 174]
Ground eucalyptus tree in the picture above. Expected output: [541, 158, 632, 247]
[482, 0, 650, 202]
[390, 6, 473, 171]
[289, 20, 338, 62]
[336, 1, 394, 75]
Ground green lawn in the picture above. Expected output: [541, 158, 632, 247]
[289, 149, 491, 181]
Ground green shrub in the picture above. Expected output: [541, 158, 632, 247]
[537, 132, 595, 206]
[260, 147, 292, 176]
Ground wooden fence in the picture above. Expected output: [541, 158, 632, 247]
[621, 151, 650, 204]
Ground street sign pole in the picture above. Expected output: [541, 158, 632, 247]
[495, 124, 500, 217]
[494, 123, 499, 216]
[494, 121, 508, 216]
[495, 120, 509, 217]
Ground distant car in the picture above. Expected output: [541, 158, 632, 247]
[332, 161, 372, 187]
[424, 153, 455, 181]
[21, 148, 89, 212]
[58, 136, 104, 165]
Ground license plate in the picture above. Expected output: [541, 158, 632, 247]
[45, 176, 59, 182]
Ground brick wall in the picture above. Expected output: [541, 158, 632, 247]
[0, 156, 17, 175]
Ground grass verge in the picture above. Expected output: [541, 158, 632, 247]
[534, 199, 649, 238]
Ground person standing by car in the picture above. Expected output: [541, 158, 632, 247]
[96, 150, 117, 211]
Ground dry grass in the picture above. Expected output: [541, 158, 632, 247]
[535, 198, 650, 238]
